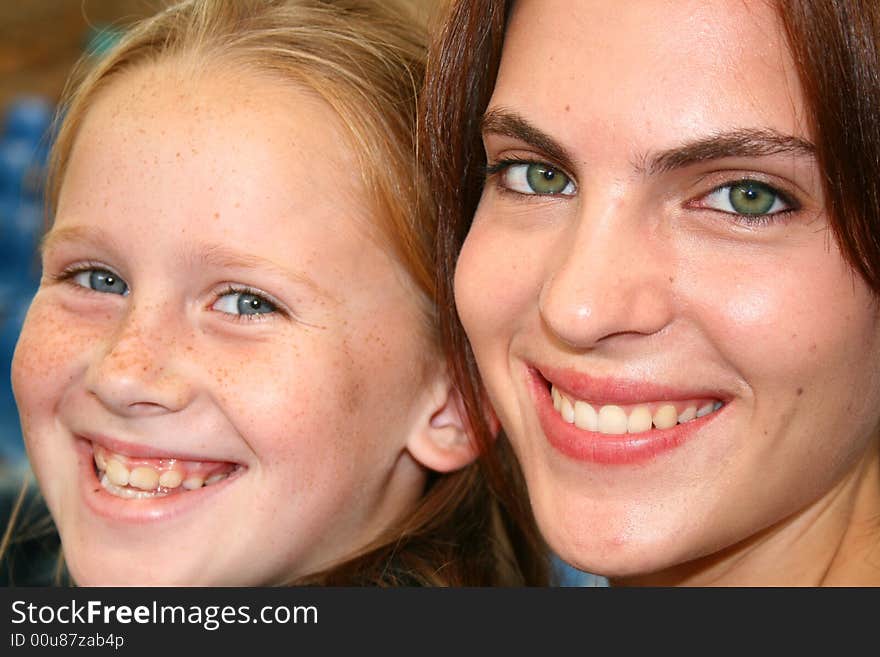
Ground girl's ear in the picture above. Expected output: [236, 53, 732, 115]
[406, 376, 479, 474]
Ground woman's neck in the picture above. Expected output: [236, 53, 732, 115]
[611, 441, 880, 587]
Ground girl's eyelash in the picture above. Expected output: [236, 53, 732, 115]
[55, 262, 111, 280]
[214, 285, 287, 321]
[54, 262, 124, 291]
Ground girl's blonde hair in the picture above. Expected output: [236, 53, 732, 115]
[36, 0, 545, 585]
[50, 0, 435, 318]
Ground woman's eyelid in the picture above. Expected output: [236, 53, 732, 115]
[487, 148, 577, 181]
[687, 167, 805, 207]
[691, 180, 798, 215]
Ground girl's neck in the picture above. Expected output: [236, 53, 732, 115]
[611, 441, 880, 587]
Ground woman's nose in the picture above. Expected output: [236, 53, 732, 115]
[538, 202, 675, 350]
[84, 302, 196, 417]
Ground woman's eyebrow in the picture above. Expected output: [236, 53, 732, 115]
[481, 107, 577, 173]
[644, 128, 817, 174]
[483, 111, 815, 179]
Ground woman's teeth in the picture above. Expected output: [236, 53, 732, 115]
[93, 444, 237, 499]
[550, 384, 723, 434]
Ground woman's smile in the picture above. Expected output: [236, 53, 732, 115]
[453, 0, 880, 583]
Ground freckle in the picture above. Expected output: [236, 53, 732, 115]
[564, 104, 570, 112]
[668, 276, 674, 283]
[763, 430, 768, 435]
[176, 151, 181, 158]
[796, 387, 803, 395]
[809, 343, 817, 353]
[213, 212, 219, 219]
[791, 333, 797, 339]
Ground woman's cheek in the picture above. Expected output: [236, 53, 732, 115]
[455, 224, 540, 342]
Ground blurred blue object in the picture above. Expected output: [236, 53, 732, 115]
[0, 95, 52, 466]
[1, 95, 54, 146]
[85, 25, 126, 59]
[551, 554, 609, 587]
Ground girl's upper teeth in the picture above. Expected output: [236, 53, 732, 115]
[92, 443, 237, 498]
[551, 385, 723, 434]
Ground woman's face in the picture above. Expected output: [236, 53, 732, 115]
[12, 63, 443, 584]
[455, 0, 880, 580]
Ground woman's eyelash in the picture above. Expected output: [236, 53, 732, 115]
[485, 157, 532, 177]
[486, 158, 576, 196]
[692, 179, 800, 226]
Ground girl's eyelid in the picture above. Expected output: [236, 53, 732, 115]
[55, 260, 123, 279]
[212, 283, 291, 318]
[54, 261, 129, 291]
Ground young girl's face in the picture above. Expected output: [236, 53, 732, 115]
[455, 0, 880, 582]
[12, 63, 440, 585]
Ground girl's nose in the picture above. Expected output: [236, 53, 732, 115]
[84, 302, 196, 417]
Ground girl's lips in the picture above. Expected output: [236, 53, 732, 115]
[527, 367, 724, 465]
[74, 437, 243, 524]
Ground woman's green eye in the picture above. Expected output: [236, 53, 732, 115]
[704, 180, 791, 216]
[72, 269, 129, 295]
[501, 162, 575, 196]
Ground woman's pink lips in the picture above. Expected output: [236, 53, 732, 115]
[527, 367, 723, 465]
[74, 437, 242, 524]
[535, 364, 727, 405]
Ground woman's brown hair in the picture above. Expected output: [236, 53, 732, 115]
[421, 0, 880, 584]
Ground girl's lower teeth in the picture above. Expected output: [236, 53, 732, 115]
[100, 473, 175, 499]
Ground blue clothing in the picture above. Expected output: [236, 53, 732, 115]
[551, 554, 609, 587]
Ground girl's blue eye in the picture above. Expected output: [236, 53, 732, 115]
[213, 291, 276, 316]
[72, 269, 128, 295]
[702, 180, 792, 216]
[499, 162, 576, 196]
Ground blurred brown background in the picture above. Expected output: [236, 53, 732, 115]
[0, 1, 164, 112]
[0, 0, 438, 113]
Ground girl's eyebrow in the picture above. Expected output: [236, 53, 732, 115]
[40, 224, 338, 303]
[196, 244, 338, 303]
[481, 108, 816, 176]
[40, 224, 116, 255]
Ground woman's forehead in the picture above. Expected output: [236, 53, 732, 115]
[493, 0, 808, 158]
